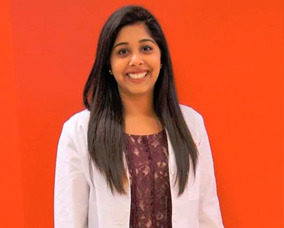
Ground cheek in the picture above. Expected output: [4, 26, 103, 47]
[151, 57, 161, 73]
[150, 53, 161, 68]
[110, 58, 125, 74]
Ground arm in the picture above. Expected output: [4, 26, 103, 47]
[54, 122, 89, 228]
[198, 115, 224, 228]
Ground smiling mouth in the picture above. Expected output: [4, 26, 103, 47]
[127, 71, 148, 79]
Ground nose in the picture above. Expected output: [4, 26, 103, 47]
[129, 52, 144, 66]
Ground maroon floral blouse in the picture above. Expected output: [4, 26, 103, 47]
[124, 129, 172, 228]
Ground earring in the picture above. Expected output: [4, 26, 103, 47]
[109, 69, 113, 75]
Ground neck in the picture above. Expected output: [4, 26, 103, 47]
[120, 92, 155, 118]
[119, 91, 163, 135]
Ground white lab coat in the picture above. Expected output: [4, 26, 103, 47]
[54, 105, 224, 228]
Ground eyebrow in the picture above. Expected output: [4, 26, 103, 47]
[112, 38, 156, 49]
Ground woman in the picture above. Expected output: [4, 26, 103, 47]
[54, 5, 224, 228]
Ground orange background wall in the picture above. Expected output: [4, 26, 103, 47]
[1, 0, 283, 227]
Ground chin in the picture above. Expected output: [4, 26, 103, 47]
[127, 88, 154, 97]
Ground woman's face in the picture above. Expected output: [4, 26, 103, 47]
[110, 22, 161, 98]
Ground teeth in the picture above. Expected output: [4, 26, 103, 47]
[127, 71, 147, 79]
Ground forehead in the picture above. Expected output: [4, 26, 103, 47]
[114, 23, 153, 43]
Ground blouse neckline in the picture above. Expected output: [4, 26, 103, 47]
[124, 128, 165, 137]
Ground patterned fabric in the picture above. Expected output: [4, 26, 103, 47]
[124, 129, 172, 228]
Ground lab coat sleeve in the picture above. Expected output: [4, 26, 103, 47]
[198, 115, 225, 228]
[54, 122, 89, 228]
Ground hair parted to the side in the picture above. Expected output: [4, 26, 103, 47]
[83, 5, 198, 195]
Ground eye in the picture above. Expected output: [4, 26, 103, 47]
[141, 45, 153, 52]
[117, 48, 129, 55]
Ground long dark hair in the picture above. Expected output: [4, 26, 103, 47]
[83, 5, 198, 195]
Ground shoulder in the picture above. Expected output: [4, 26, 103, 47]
[179, 104, 203, 120]
[61, 109, 90, 138]
[179, 104, 204, 126]
[179, 104, 205, 143]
